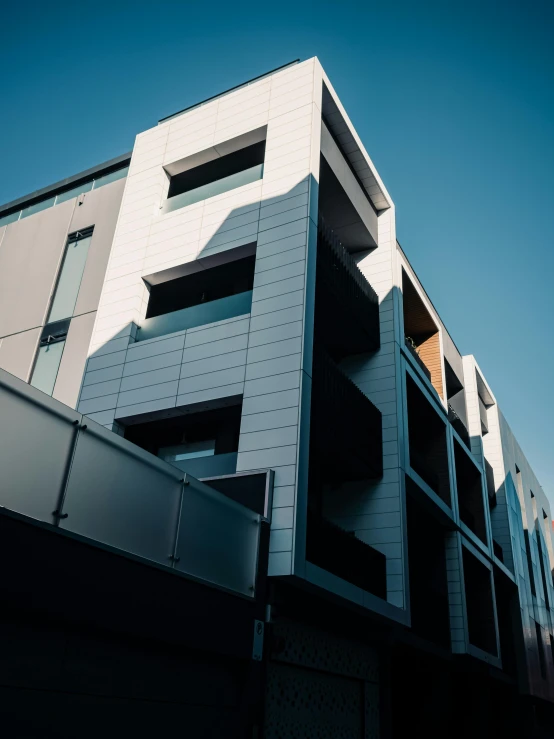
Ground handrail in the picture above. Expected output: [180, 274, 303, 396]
[0, 367, 261, 598]
[136, 290, 253, 342]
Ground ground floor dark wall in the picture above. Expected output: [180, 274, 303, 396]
[0, 609, 257, 738]
[0, 510, 266, 739]
[2, 511, 554, 739]
[265, 583, 554, 739]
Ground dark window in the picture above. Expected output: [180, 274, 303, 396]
[525, 530, 537, 597]
[30, 319, 70, 396]
[406, 478, 451, 648]
[167, 141, 266, 200]
[462, 547, 497, 655]
[146, 253, 256, 319]
[406, 374, 451, 505]
[535, 620, 547, 680]
[454, 439, 487, 544]
[124, 404, 242, 480]
[536, 531, 551, 608]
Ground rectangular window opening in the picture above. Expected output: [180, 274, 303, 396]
[406, 373, 451, 505]
[124, 404, 242, 480]
[535, 620, 547, 680]
[462, 546, 497, 656]
[162, 130, 266, 215]
[138, 246, 256, 342]
[402, 269, 443, 398]
[406, 479, 451, 648]
[454, 439, 487, 544]
[536, 532, 551, 608]
[30, 320, 70, 397]
[48, 228, 93, 323]
[525, 529, 537, 597]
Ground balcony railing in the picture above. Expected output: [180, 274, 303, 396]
[161, 164, 264, 215]
[306, 511, 387, 599]
[136, 290, 253, 342]
[310, 351, 383, 481]
[405, 338, 432, 381]
[316, 216, 380, 357]
[0, 368, 263, 598]
[169, 451, 238, 479]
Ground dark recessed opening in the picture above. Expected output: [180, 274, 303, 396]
[535, 620, 547, 680]
[146, 255, 255, 319]
[402, 269, 442, 397]
[406, 374, 451, 505]
[454, 440, 487, 544]
[524, 529, 537, 597]
[493, 566, 520, 677]
[318, 155, 377, 251]
[167, 141, 266, 200]
[462, 547, 497, 655]
[202, 472, 270, 517]
[444, 358, 463, 397]
[124, 405, 241, 470]
[406, 478, 451, 648]
[444, 358, 470, 449]
[536, 530, 551, 609]
[306, 510, 387, 599]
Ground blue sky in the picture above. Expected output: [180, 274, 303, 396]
[1, 0, 553, 502]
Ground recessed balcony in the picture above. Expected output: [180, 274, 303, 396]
[310, 350, 383, 484]
[454, 439, 487, 545]
[405, 337, 431, 382]
[479, 395, 489, 435]
[137, 249, 255, 342]
[124, 405, 241, 480]
[406, 374, 451, 506]
[162, 132, 266, 215]
[306, 511, 387, 599]
[315, 217, 380, 360]
[475, 370, 494, 436]
[136, 290, 252, 343]
[161, 164, 263, 215]
[402, 269, 443, 398]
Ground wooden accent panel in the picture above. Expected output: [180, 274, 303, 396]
[418, 333, 444, 399]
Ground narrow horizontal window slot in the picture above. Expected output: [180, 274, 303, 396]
[162, 139, 265, 215]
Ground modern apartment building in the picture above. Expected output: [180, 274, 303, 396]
[0, 58, 553, 738]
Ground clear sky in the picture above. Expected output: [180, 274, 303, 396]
[1, 0, 553, 502]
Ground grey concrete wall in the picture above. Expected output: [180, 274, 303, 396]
[70, 178, 126, 317]
[0, 199, 75, 338]
[0, 177, 126, 407]
[0, 327, 41, 381]
[53, 312, 97, 408]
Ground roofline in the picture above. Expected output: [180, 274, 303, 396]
[0, 151, 132, 217]
[158, 60, 301, 124]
